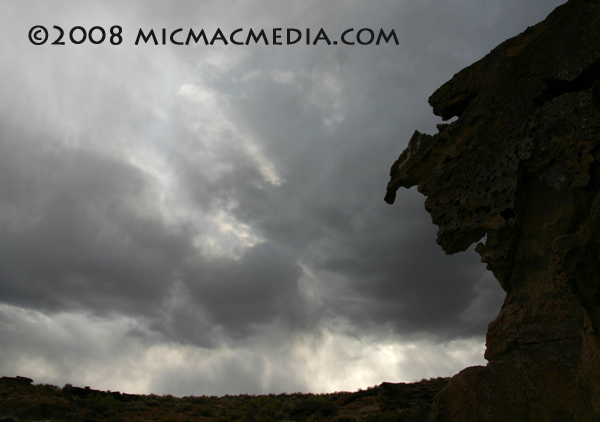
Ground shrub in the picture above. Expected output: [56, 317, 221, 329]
[146, 399, 161, 407]
[124, 402, 148, 412]
[62, 383, 73, 397]
[39, 383, 61, 393]
[175, 402, 194, 412]
[81, 394, 123, 416]
[194, 406, 214, 417]
[183, 395, 209, 405]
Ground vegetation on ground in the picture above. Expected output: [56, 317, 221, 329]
[0, 376, 449, 422]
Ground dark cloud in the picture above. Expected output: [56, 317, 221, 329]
[0, 119, 189, 315]
[0, 0, 564, 395]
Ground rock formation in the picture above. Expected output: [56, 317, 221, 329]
[0, 377, 33, 387]
[385, 0, 600, 420]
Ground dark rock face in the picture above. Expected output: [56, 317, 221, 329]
[385, 0, 600, 420]
[68, 385, 140, 402]
[0, 377, 33, 386]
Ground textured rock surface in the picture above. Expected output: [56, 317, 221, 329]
[385, 0, 600, 420]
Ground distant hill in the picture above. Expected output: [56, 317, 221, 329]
[0, 375, 448, 422]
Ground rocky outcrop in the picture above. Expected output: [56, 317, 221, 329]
[0, 380, 72, 421]
[385, 0, 600, 420]
[0, 377, 33, 387]
[67, 385, 140, 402]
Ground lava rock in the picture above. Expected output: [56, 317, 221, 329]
[385, 0, 600, 420]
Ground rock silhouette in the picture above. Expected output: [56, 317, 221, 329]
[385, 0, 600, 420]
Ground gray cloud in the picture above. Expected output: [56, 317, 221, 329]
[0, 0, 564, 395]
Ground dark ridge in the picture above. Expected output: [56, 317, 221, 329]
[0, 376, 450, 422]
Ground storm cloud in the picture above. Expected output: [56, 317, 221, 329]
[0, 0, 563, 396]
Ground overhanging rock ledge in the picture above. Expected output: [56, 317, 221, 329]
[385, 0, 600, 420]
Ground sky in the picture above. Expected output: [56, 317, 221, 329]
[0, 0, 565, 397]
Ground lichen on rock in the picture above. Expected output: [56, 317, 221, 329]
[385, 0, 600, 420]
